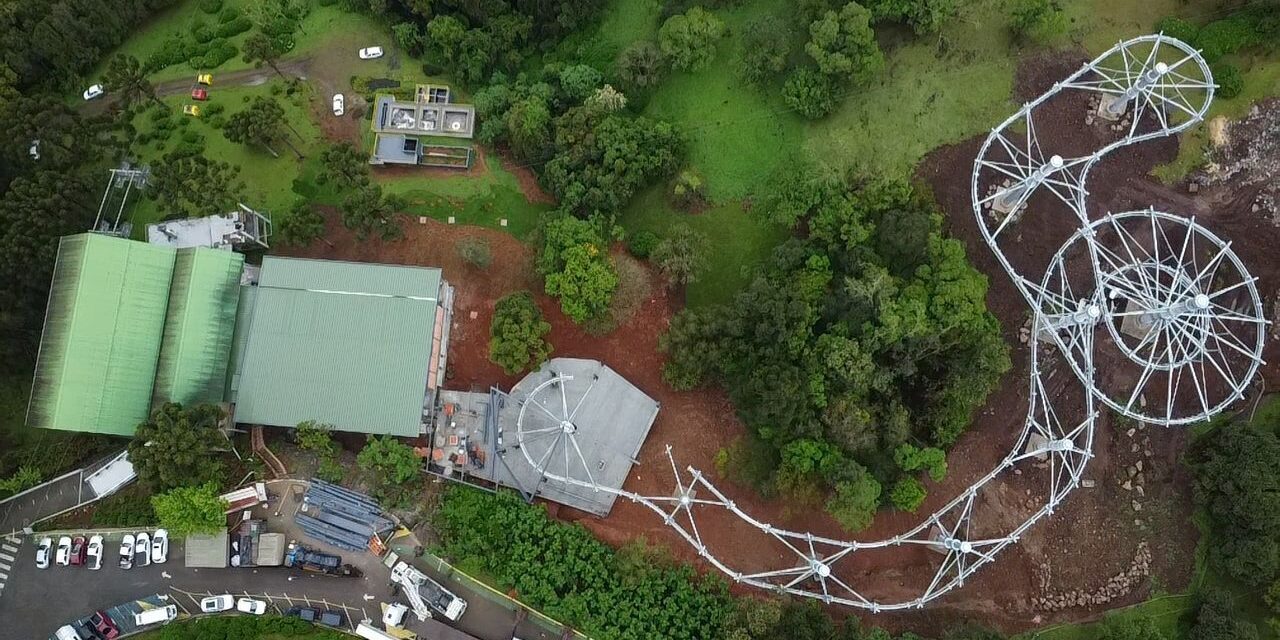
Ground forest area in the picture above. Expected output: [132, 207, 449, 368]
[2, 0, 1280, 638]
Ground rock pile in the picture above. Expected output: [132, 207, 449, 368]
[1202, 100, 1280, 224]
[1084, 94, 1134, 132]
[1032, 542, 1152, 611]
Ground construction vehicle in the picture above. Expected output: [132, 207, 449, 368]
[387, 554, 467, 622]
[284, 542, 363, 577]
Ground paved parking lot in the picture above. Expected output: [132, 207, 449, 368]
[0, 535, 20, 602]
[0, 529, 558, 640]
[0, 529, 397, 639]
[0, 472, 85, 536]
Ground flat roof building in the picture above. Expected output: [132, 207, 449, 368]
[369, 86, 475, 169]
[428, 359, 660, 516]
[147, 204, 271, 251]
[230, 256, 451, 436]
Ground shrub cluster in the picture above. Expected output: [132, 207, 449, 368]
[436, 488, 736, 640]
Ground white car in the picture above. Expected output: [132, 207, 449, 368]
[134, 531, 150, 567]
[35, 537, 52, 569]
[332, 93, 344, 116]
[236, 598, 267, 615]
[358, 46, 383, 59]
[151, 529, 168, 564]
[201, 595, 235, 613]
[82, 84, 104, 101]
[55, 536, 72, 566]
[87, 535, 104, 571]
[119, 533, 134, 570]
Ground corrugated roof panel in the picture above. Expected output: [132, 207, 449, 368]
[258, 256, 441, 300]
[225, 285, 258, 403]
[152, 248, 244, 407]
[234, 262, 438, 435]
[28, 234, 176, 435]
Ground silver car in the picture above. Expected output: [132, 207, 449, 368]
[134, 531, 150, 567]
[119, 533, 134, 570]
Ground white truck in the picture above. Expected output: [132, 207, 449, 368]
[386, 554, 468, 622]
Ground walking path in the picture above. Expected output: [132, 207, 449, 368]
[0, 450, 134, 537]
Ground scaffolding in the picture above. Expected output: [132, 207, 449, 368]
[91, 167, 148, 237]
[506, 34, 1267, 610]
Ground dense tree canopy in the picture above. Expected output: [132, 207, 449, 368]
[537, 216, 619, 324]
[348, 0, 605, 88]
[1188, 588, 1259, 640]
[356, 435, 422, 508]
[318, 142, 370, 188]
[662, 176, 1007, 526]
[437, 488, 736, 640]
[128, 403, 228, 492]
[0, 0, 178, 87]
[617, 41, 667, 91]
[340, 184, 406, 241]
[739, 17, 795, 85]
[783, 68, 839, 120]
[658, 7, 727, 72]
[223, 96, 302, 158]
[276, 200, 326, 247]
[651, 223, 709, 287]
[148, 148, 245, 218]
[863, 0, 959, 34]
[543, 107, 682, 218]
[151, 481, 228, 537]
[104, 54, 161, 108]
[1188, 417, 1280, 586]
[489, 291, 553, 375]
[806, 2, 885, 85]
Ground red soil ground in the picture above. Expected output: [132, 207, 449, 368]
[280, 50, 1280, 636]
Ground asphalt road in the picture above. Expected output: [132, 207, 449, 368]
[0, 531, 566, 640]
[0, 472, 86, 537]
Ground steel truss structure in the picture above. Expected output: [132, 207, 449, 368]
[513, 34, 1266, 610]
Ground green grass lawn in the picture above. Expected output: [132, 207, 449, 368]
[378, 161, 552, 239]
[619, 188, 789, 308]
[1152, 50, 1280, 182]
[89, 0, 401, 84]
[587, 0, 806, 202]
[125, 79, 323, 237]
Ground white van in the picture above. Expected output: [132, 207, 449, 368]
[355, 623, 399, 640]
[54, 626, 80, 640]
[133, 604, 177, 626]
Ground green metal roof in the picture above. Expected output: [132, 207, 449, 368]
[152, 248, 245, 407]
[233, 256, 441, 436]
[225, 284, 258, 402]
[258, 256, 440, 299]
[28, 234, 176, 435]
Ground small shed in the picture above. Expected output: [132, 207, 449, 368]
[184, 531, 229, 568]
[255, 533, 286, 567]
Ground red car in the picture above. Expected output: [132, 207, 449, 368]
[69, 536, 86, 566]
[89, 611, 119, 640]
[190, 87, 208, 101]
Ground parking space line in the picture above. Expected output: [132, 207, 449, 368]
[1, 544, 18, 554]
[0, 571, 8, 580]
[0, 553, 14, 563]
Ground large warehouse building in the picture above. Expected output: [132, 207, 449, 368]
[28, 234, 453, 437]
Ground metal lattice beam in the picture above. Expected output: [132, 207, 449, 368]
[509, 33, 1263, 610]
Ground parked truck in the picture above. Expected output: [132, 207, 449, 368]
[284, 542, 363, 577]
[386, 553, 467, 622]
